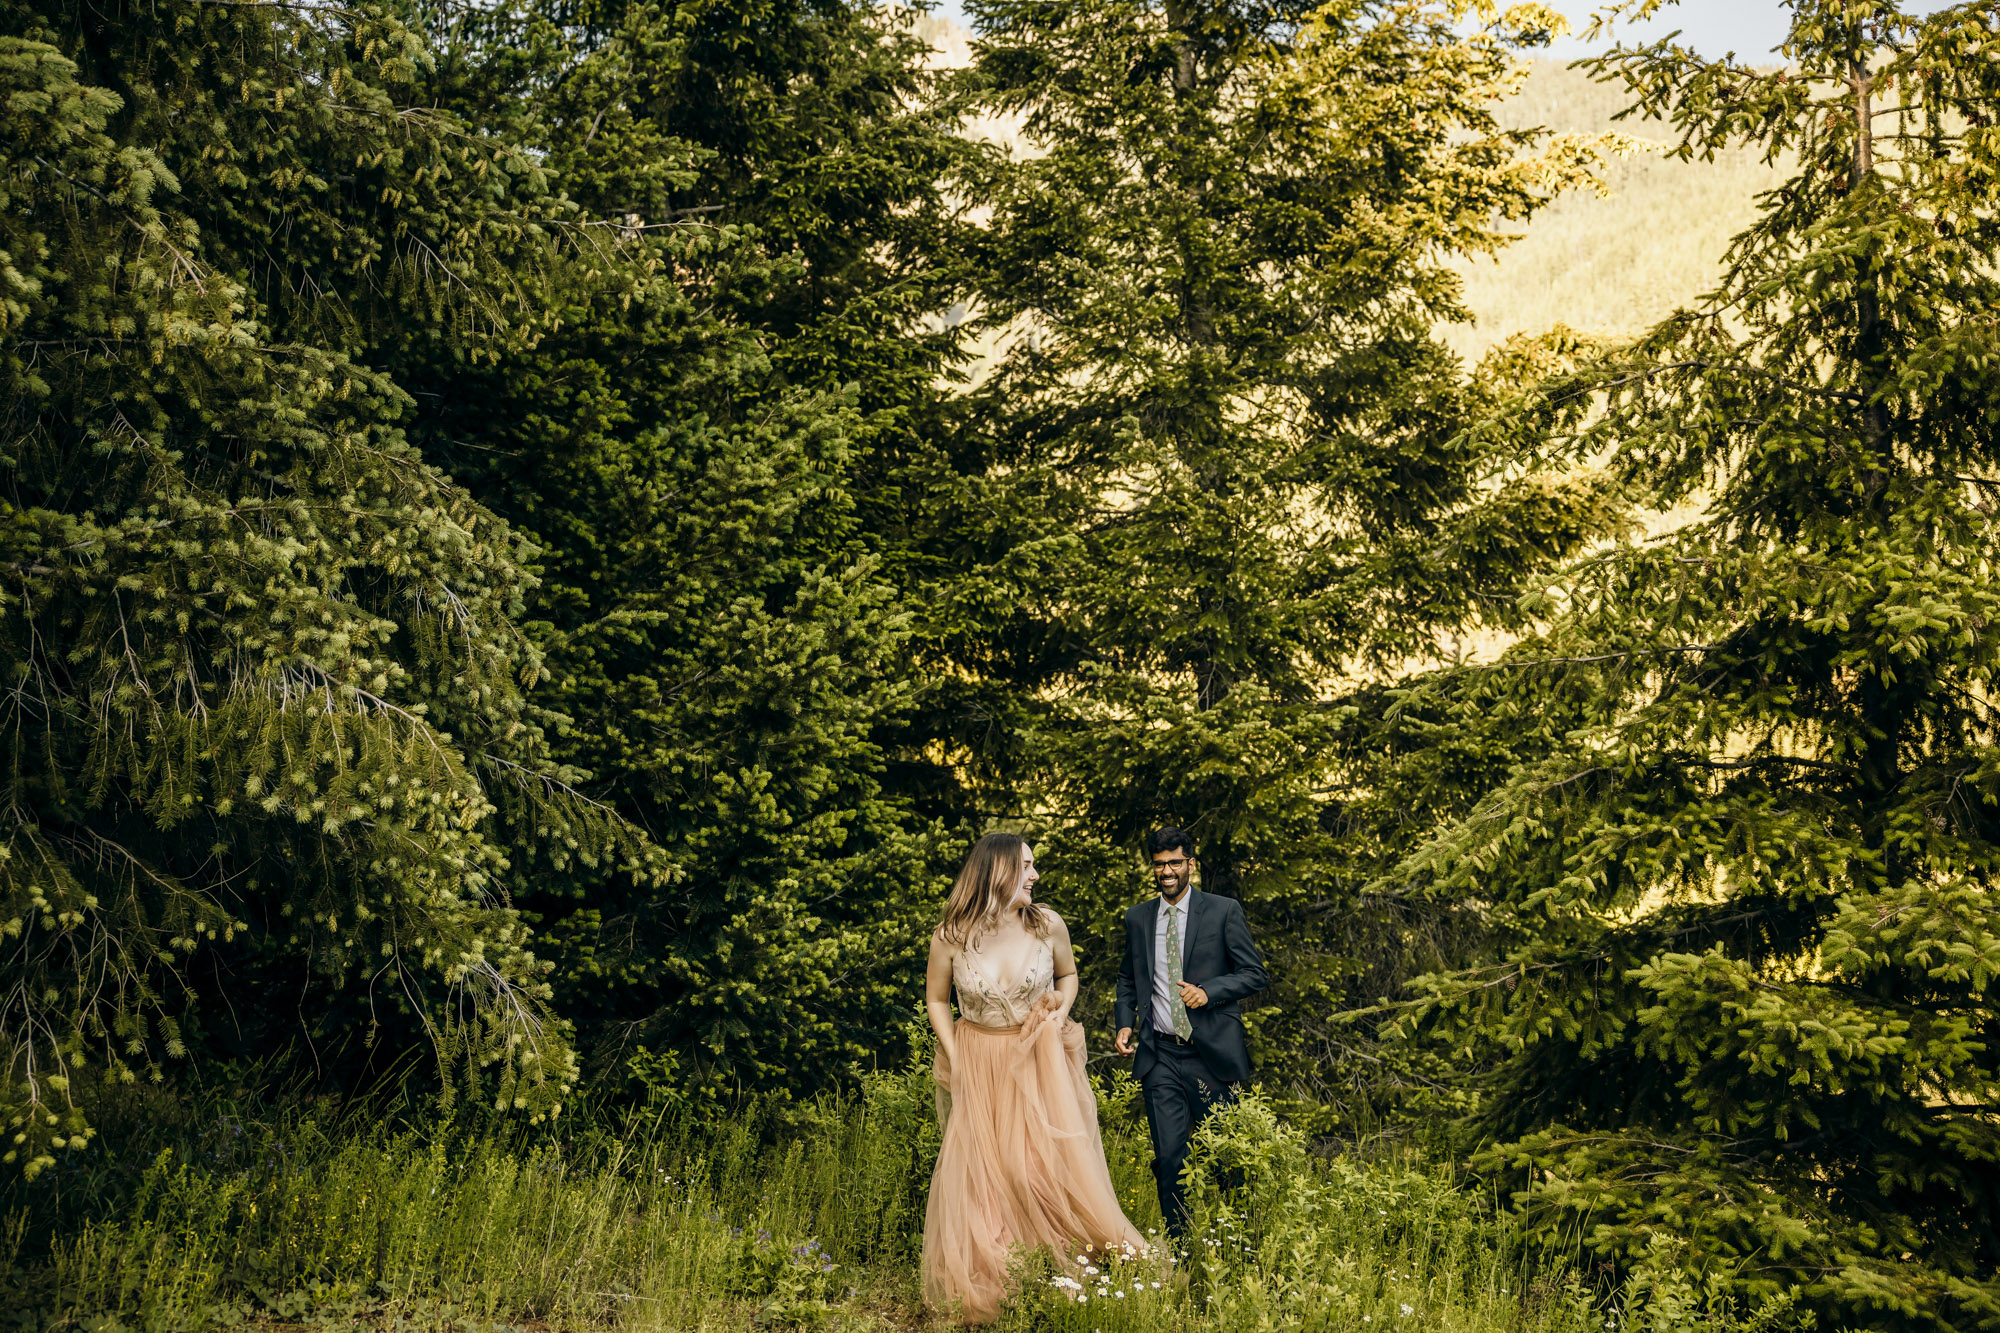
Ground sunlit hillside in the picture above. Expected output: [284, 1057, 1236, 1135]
[911, 14, 1783, 366]
[1446, 58, 1784, 363]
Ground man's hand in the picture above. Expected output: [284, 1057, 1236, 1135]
[1179, 981, 1209, 1010]
[1115, 1026, 1135, 1056]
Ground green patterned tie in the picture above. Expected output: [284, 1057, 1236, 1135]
[1165, 902, 1193, 1040]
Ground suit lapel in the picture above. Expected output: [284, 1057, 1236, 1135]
[1139, 896, 1162, 993]
[1184, 888, 1211, 957]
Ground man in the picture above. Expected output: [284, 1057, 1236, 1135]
[1114, 826, 1268, 1240]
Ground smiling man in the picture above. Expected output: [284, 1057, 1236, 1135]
[1114, 827, 1269, 1239]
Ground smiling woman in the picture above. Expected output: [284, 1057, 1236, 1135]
[921, 833, 1144, 1323]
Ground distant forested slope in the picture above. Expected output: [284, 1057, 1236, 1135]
[920, 13, 1780, 363]
[1443, 58, 1784, 360]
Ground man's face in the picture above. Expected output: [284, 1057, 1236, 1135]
[1151, 848, 1192, 899]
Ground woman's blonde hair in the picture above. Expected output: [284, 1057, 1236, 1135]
[938, 832, 1049, 947]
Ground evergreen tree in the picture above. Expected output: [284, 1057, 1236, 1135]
[954, 0, 1629, 1110]
[1399, 1, 2000, 1323]
[0, 0, 656, 1172]
[398, 0, 979, 1096]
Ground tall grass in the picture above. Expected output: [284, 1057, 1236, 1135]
[2, 1059, 1625, 1333]
[997, 1097, 1604, 1333]
[7, 1064, 942, 1332]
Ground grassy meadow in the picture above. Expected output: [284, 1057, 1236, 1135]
[3, 1052, 1643, 1333]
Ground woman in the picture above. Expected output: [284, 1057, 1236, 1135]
[921, 832, 1146, 1323]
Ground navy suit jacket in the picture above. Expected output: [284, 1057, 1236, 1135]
[1114, 889, 1268, 1084]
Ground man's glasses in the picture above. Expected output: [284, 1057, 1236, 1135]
[1151, 858, 1191, 874]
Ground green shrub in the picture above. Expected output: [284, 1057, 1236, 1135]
[1171, 1092, 1601, 1333]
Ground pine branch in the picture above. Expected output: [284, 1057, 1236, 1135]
[1478, 644, 1722, 668]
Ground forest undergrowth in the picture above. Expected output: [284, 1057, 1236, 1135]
[0, 1042, 1785, 1333]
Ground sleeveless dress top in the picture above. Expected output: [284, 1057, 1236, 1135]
[952, 937, 1056, 1027]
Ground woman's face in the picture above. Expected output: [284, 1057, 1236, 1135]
[1010, 844, 1041, 910]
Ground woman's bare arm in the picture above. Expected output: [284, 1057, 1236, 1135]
[925, 930, 959, 1067]
[1046, 912, 1080, 1023]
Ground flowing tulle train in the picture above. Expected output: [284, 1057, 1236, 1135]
[922, 1002, 1146, 1323]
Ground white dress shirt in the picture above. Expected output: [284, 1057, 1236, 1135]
[1151, 895, 1192, 1033]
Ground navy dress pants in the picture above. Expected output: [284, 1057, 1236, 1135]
[1138, 1037, 1236, 1239]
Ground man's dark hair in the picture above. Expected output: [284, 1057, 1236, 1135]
[1145, 827, 1196, 859]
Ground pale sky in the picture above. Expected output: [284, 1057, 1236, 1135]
[929, 0, 1961, 62]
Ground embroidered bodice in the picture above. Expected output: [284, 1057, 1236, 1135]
[952, 935, 1056, 1027]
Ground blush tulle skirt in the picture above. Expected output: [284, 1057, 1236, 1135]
[921, 1004, 1147, 1323]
